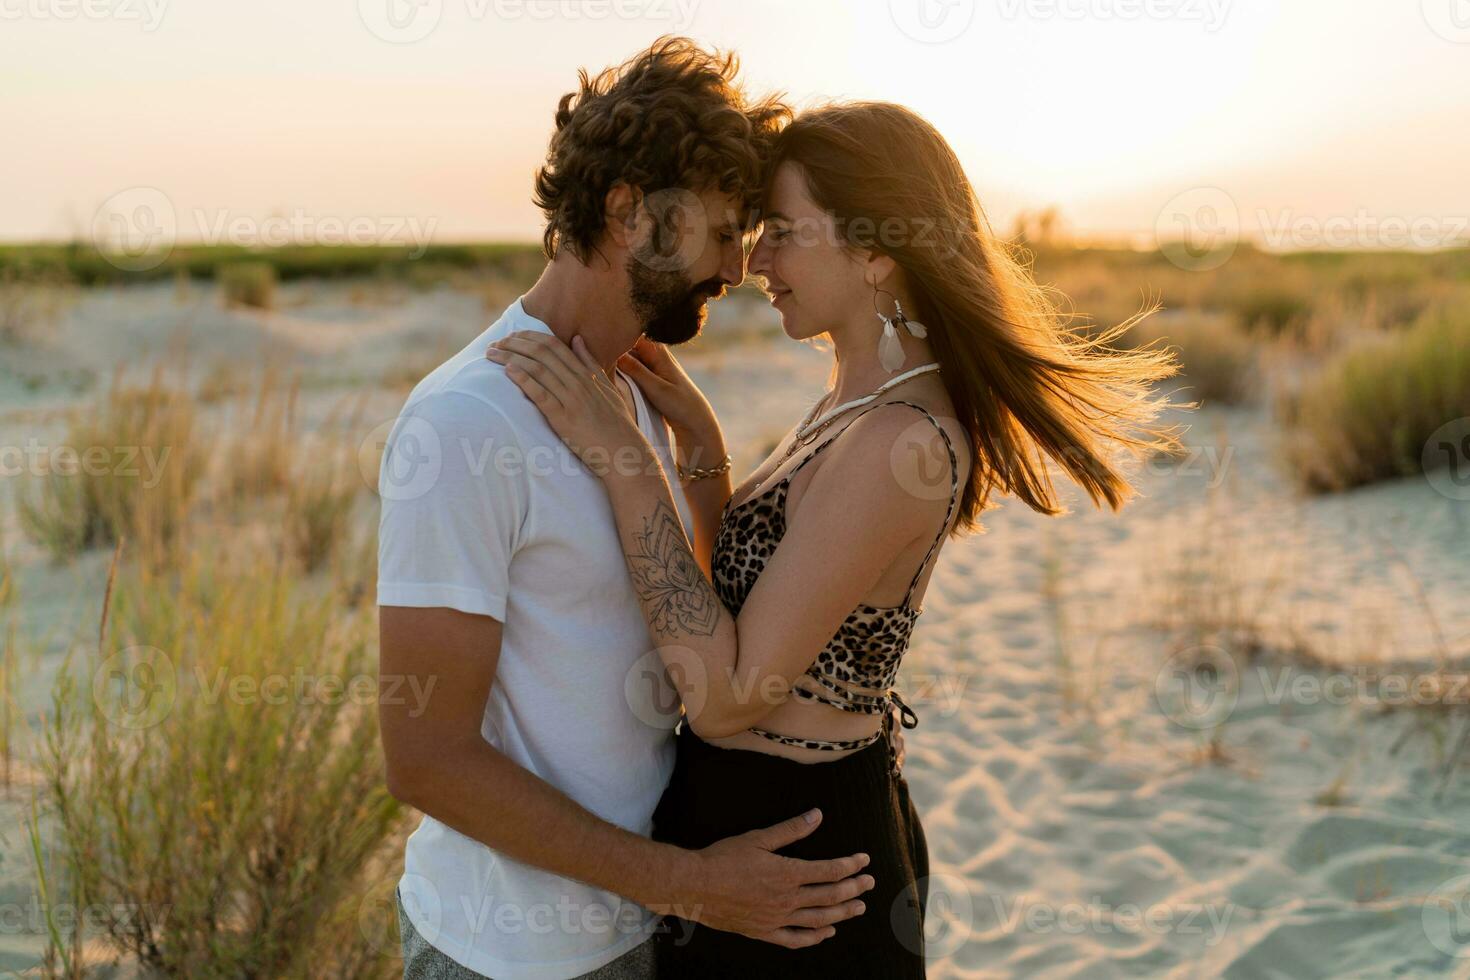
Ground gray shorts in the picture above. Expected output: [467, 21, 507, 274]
[396, 888, 657, 980]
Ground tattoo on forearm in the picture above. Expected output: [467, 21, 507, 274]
[625, 500, 722, 637]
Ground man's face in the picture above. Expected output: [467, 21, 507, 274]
[625, 187, 747, 345]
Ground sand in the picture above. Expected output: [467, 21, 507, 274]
[3, 280, 1469, 977]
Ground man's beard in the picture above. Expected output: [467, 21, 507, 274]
[626, 252, 723, 345]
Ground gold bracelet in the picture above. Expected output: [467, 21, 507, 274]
[676, 453, 732, 482]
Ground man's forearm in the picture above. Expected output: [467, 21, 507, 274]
[396, 737, 700, 918]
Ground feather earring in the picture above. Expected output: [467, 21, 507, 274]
[878, 317, 906, 371]
[873, 285, 927, 373]
[895, 299, 927, 339]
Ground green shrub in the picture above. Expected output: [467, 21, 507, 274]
[40, 549, 406, 977]
[0, 241, 545, 287]
[0, 263, 73, 344]
[287, 461, 357, 574]
[218, 260, 278, 309]
[1281, 309, 1470, 492]
[18, 374, 207, 562]
[212, 368, 302, 504]
[0, 521, 15, 608]
[1225, 285, 1312, 334]
[1129, 312, 1257, 405]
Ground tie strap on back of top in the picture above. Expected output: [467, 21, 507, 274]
[881, 690, 920, 778]
[890, 689, 919, 729]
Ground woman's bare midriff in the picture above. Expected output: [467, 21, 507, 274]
[699, 696, 884, 763]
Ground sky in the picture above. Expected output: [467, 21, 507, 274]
[3, 0, 1468, 250]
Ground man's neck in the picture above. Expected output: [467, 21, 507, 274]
[519, 257, 643, 378]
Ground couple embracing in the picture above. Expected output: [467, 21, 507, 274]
[377, 35, 1177, 980]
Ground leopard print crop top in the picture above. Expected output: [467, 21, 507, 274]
[710, 399, 961, 772]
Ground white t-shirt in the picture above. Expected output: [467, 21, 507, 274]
[377, 297, 686, 980]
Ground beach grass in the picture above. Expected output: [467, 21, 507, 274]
[17, 369, 207, 564]
[5, 345, 412, 973]
[211, 367, 302, 503]
[5, 238, 1469, 975]
[30, 533, 407, 977]
[217, 259, 279, 310]
[1127, 311, 1257, 405]
[1280, 308, 1470, 492]
[0, 262, 75, 345]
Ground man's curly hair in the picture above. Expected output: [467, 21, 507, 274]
[534, 36, 791, 263]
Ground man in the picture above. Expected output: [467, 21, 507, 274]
[377, 38, 874, 979]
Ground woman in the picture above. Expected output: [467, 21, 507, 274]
[488, 101, 1183, 976]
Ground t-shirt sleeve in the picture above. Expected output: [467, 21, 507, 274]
[376, 389, 531, 621]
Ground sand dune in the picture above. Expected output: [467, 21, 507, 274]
[3, 281, 1468, 977]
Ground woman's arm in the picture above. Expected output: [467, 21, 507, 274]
[598, 416, 943, 737]
[599, 459, 743, 731]
[488, 331, 947, 737]
[616, 339, 731, 576]
[667, 422, 732, 578]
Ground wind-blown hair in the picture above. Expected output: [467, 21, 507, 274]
[770, 101, 1189, 532]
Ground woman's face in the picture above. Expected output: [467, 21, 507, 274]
[748, 162, 870, 341]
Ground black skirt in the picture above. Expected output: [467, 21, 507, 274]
[650, 721, 930, 978]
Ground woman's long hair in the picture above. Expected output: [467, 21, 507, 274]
[770, 101, 1188, 532]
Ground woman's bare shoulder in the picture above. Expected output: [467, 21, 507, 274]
[798, 400, 963, 532]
